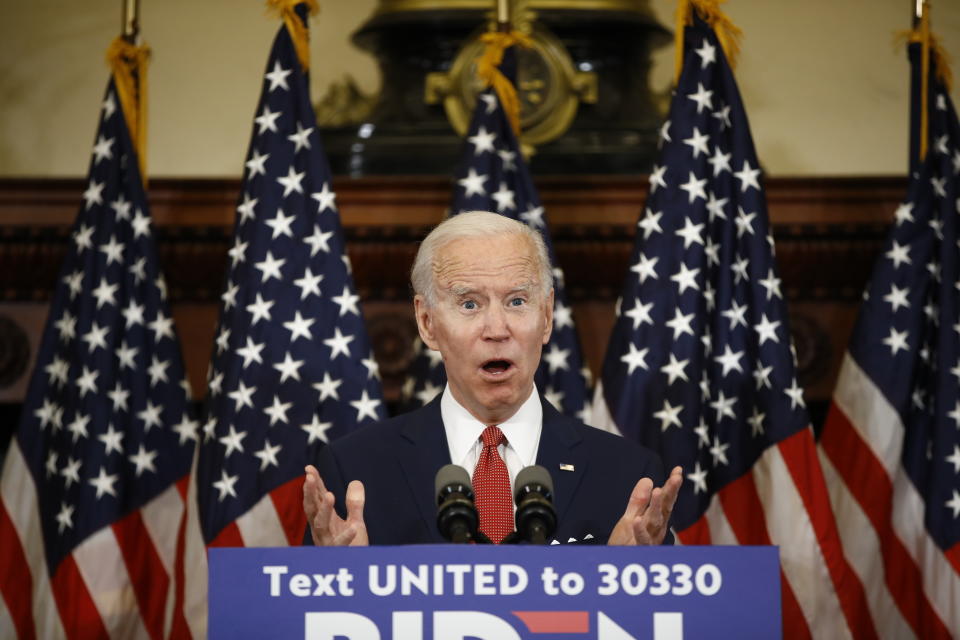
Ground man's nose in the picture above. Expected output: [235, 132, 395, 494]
[481, 305, 510, 340]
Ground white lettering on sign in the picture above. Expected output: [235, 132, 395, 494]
[596, 563, 722, 597]
[302, 611, 684, 640]
[263, 565, 288, 596]
[304, 612, 379, 640]
[367, 564, 529, 596]
[434, 611, 522, 640]
[263, 565, 356, 597]
[653, 612, 684, 640]
[540, 566, 585, 595]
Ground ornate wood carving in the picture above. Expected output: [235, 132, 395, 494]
[0, 176, 904, 408]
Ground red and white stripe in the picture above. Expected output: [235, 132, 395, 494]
[820, 354, 959, 639]
[168, 461, 306, 640]
[591, 383, 869, 639]
[0, 441, 186, 640]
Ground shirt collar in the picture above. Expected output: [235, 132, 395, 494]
[441, 384, 542, 466]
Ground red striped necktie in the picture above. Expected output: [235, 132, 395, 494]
[472, 425, 514, 544]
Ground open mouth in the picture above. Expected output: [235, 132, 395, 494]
[481, 359, 513, 375]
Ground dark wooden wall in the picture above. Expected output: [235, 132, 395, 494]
[0, 176, 903, 417]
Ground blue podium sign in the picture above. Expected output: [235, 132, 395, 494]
[209, 545, 780, 639]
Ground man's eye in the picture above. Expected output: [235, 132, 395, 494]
[462, 300, 477, 310]
[509, 298, 525, 307]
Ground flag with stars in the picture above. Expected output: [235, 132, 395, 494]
[0, 64, 197, 638]
[171, 4, 384, 638]
[818, 38, 960, 636]
[590, 11, 863, 638]
[401, 45, 590, 419]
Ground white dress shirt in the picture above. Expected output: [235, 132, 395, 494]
[440, 384, 542, 490]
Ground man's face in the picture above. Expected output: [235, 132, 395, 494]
[414, 232, 553, 424]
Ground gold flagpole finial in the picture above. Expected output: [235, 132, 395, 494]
[919, 1, 931, 160]
[496, 0, 510, 28]
[122, 0, 140, 43]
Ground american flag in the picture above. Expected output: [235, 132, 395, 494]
[590, 13, 866, 638]
[402, 45, 590, 419]
[818, 40, 960, 637]
[0, 77, 197, 637]
[170, 5, 384, 638]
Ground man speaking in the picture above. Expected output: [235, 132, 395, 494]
[303, 211, 682, 546]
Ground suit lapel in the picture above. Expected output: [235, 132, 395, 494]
[535, 398, 586, 524]
[396, 395, 587, 539]
[397, 396, 451, 541]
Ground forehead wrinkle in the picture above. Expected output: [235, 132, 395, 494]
[430, 233, 545, 306]
[437, 270, 541, 300]
[432, 255, 539, 290]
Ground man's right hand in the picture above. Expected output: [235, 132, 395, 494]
[303, 465, 369, 546]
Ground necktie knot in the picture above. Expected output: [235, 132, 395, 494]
[481, 425, 505, 448]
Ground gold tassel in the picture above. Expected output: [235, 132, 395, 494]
[476, 31, 533, 138]
[896, 2, 954, 162]
[674, 0, 742, 84]
[105, 36, 150, 184]
[266, 0, 320, 72]
[895, 22, 954, 90]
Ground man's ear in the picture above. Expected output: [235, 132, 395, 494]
[541, 288, 555, 345]
[414, 294, 440, 351]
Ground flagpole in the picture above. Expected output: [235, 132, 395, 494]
[497, 0, 510, 31]
[122, 0, 140, 43]
[917, 0, 930, 161]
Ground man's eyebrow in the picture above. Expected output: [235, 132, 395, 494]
[447, 282, 535, 297]
[449, 285, 475, 297]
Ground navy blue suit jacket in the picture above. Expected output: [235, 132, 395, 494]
[305, 395, 672, 545]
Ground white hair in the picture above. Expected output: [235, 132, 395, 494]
[411, 211, 552, 306]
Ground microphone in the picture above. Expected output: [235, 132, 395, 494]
[513, 465, 557, 545]
[435, 464, 482, 544]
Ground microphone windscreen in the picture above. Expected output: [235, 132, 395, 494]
[435, 464, 472, 500]
[513, 465, 553, 500]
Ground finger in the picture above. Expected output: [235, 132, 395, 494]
[630, 488, 663, 544]
[305, 465, 330, 495]
[660, 466, 683, 517]
[647, 487, 665, 528]
[312, 490, 338, 545]
[303, 467, 325, 538]
[303, 464, 335, 542]
[303, 468, 330, 517]
[332, 525, 358, 547]
[621, 478, 653, 521]
[632, 515, 654, 545]
[643, 487, 666, 544]
[345, 480, 366, 526]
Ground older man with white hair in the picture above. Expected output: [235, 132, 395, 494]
[303, 211, 682, 546]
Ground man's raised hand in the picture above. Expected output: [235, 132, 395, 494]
[608, 466, 683, 546]
[303, 465, 369, 546]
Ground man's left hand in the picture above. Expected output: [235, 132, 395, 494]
[608, 466, 683, 545]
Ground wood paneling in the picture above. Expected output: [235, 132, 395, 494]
[0, 176, 903, 407]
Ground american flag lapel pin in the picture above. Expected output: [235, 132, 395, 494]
[559, 463, 575, 472]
